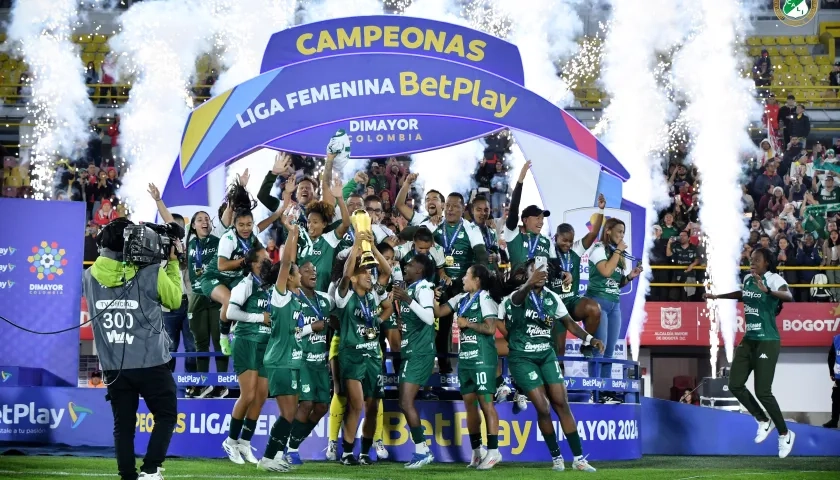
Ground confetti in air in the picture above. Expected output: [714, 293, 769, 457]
[600, 0, 689, 361]
[7, 0, 93, 200]
[673, 0, 759, 369]
[111, 0, 215, 223]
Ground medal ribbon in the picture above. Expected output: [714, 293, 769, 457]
[457, 290, 481, 316]
[295, 291, 323, 321]
[527, 233, 539, 259]
[529, 291, 545, 321]
[252, 276, 271, 313]
[194, 237, 205, 270]
[442, 221, 464, 256]
[237, 235, 251, 255]
[358, 294, 374, 328]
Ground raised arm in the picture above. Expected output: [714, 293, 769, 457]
[147, 183, 175, 224]
[322, 152, 336, 206]
[396, 173, 418, 221]
[258, 153, 292, 211]
[339, 231, 368, 297]
[582, 193, 606, 250]
[371, 241, 393, 286]
[275, 219, 299, 294]
[332, 179, 351, 237]
[506, 161, 530, 231]
[258, 208, 284, 233]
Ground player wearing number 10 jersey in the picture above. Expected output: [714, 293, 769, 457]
[499, 259, 604, 473]
[434, 264, 502, 470]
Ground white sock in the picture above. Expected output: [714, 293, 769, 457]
[473, 447, 482, 455]
[415, 441, 428, 454]
[224, 437, 237, 446]
[238, 439, 250, 447]
[574, 455, 584, 461]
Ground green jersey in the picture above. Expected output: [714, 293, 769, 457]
[298, 230, 341, 292]
[474, 223, 499, 268]
[206, 226, 263, 278]
[503, 227, 556, 271]
[229, 274, 272, 342]
[187, 234, 220, 295]
[549, 239, 586, 300]
[586, 242, 628, 303]
[398, 279, 436, 358]
[336, 288, 386, 357]
[295, 290, 333, 364]
[448, 291, 498, 367]
[500, 288, 568, 360]
[742, 272, 787, 342]
[819, 186, 840, 205]
[433, 220, 484, 282]
[264, 287, 304, 368]
[395, 241, 446, 272]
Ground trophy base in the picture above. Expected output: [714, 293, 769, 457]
[359, 252, 378, 269]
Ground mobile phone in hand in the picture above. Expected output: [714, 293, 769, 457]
[535, 256, 548, 272]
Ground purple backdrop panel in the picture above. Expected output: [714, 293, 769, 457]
[620, 198, 646, 338]
[0, 387, 640, 462]
[259, 15, 525, 85]
[0, 199, 84, 386]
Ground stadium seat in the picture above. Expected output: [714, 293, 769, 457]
[761, 36, 776, 46]
[816, 55, 832, 65]
[765, 46, 779, 56]
[806, 35, 820, 45]
[93, 34, 107, 43]
[81, 53, 94, 65]
[98, 43, 109, 54]
[776, 36, 791, 46]
[806, 64, 820, 76]
[785, 55, 800, 66]
[84, 43, 98, 54]
[747, 36, 761, 46]
[794, 46, 809, 56]
[774, 63, 788, 73]
[749, 47, 761, 57]
[778, 45, 793, 56]
[791, 35, 806, 45]
[800, 56, 814, 65]
[820, 64, 834, 75]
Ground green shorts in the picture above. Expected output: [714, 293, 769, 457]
[508, 351, 564, 394]
[299, 362, 331, 404]
[232, 337, 267, 377]
[381, 314, 399, 330]
[400, 354, 435, 387]
[555, 295, 582, 333]
[199, 272, 242, 298]
[268, 367, 300, 398]
[339, 350, 384, 399]
[458, 366, 496, 397]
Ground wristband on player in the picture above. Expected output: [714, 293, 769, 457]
[584, 334, 593, 345]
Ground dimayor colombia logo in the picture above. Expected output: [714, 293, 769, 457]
[774, 0, 817, 27]
[28, 241, 68, 281]
[68, 402, 92, 429]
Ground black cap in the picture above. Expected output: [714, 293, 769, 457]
[522, 205, 550, 219]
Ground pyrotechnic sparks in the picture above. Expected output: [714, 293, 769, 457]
[110, 0, 215, 222]
[672, 0, 759, 366]
[7, 0, 93, 200]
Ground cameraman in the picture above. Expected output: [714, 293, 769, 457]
[83, 218, 184, 480]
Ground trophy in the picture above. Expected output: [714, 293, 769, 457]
[350, 209, 378, 268]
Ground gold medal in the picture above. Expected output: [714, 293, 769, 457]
[561, 283, 572, 294]
[295, 326, 303, 336]
[195, 268, 204, 277]
[365, 327, 378, 340]
[445, 255, 455, 267]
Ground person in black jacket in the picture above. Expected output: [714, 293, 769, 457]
[789, 104, 810, 147]
[778, 95, 797, 148]
[826, 334, 840, 428]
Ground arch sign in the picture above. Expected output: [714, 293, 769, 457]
[175, 15, 644, 337]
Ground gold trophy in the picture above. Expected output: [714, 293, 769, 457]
[350, 209, 378, 268]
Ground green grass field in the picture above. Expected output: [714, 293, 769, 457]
[0, 455, 839, 480]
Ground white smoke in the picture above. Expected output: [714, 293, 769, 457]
[600, 0, 689, 360]
[496, 0, 582, 106]
[111, 0, 215, 222]
[672, 1, 759, 363]
[299, 0, 383, 23]
[410, 140, 486, 201]
[209, 0, 296, 223]
[7, 0, 93, 200]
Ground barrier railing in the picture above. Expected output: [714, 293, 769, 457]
[170, 351, 642, 403]
[648, 264, 840, 288]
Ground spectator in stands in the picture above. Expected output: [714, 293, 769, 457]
[108, 115, 121, 163]
[92, 199, 119, 226]
[196, 69, 217, 100]
[679, 388, 697, 405]
[759, 139, 776, 165]
[84, 222, 100, 263]
[100, 55, 117, 105]
[490, 161, 509, 219]
[649, 225, 669, 301]
[15, 72, 30, 105]
[743, 184, 756, 214]
[266, 237, 280, 264]
[659, 212, 678, 240]
[665, 230, 701, 301]
[823, 229, 840, 300]
[778, 95, 797, 147]
[796, 233, 822, 301]
[763, 94, 780, 134]
[790, 105, 811, 147]
[87, 119, 103, 167]
[752, 161, 783, 207]
[383, 157, 405, 201]
[84, 61, 99, 99]
[831, 63, 840, 94]
[753, 49, 772, 95]
[818, 174, 840, 204]
[87, 370, 105, 388]
[474, 155, 494, 193]
[767, 186, 788, 217]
